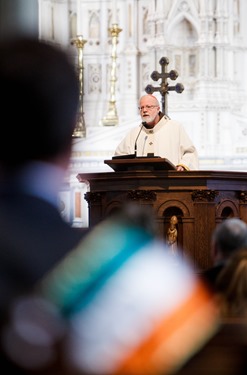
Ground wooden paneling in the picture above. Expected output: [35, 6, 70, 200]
[77, 169, 247, 271]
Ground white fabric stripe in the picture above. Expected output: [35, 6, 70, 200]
[67, 240, 197, 374]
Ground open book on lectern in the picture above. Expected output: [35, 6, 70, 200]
[104, 154, 176, 172]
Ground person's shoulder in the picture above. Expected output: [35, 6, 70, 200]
[161, 116, 182, 126]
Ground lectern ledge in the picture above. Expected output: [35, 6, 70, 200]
[105, 156, 176, 172]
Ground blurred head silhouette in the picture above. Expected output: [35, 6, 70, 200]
[211, 218, 247, 265]
[0, 36, 79, 175]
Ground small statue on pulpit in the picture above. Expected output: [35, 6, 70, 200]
[166, 215, 178, 255]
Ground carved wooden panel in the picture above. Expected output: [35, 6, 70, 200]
[77, 170, 247, 271]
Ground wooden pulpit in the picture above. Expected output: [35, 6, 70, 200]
[77, 158, 247, 272]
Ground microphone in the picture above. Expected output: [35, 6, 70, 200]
[142, 135, 148, 155]
[134, 122, 146, 157]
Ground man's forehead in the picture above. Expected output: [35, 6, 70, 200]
[141, 95, 159, 104]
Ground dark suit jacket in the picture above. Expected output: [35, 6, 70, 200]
[0, 191, 88, 314]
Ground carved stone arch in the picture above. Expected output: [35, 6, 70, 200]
[143, 8, 149, 35]
[216, 199, 239, 221]
[89, 10, 100, 39]
[69, 11, 77, 39]
[166, 15, 199, 79]
[167, 13, 200, 40]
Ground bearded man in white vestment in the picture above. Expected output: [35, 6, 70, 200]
[114, 94, 199, 171]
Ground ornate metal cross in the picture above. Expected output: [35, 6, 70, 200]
[145, 57, 184, 116]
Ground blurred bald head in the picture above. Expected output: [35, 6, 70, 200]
[212, 218, 247, 261]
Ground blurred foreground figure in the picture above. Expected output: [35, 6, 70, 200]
[37, 204, 219, 375]
[201, 218, 247, 292]
[0, 37, 88, 373]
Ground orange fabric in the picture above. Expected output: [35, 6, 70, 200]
[114, 281, 219, 375]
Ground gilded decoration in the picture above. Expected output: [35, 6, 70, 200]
[238, 191, 247, 203]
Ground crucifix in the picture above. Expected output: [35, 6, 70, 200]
[145, 57, 184, 116]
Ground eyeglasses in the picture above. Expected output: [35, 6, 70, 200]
[138, 105, 158, 111]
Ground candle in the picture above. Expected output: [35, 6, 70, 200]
[77, 0, 82, 35]
[112, 0, 117, 24]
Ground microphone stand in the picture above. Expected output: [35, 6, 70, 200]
[134, 122, 146, 157]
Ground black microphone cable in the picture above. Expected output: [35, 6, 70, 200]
[134, 122, 146, 156]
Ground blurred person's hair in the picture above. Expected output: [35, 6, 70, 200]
[216, 248, 247, 319]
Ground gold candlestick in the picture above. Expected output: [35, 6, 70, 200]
[101, 23, 122, 126]
[71, 35, 87, 137]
